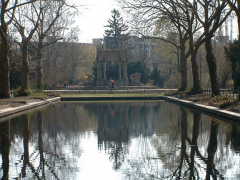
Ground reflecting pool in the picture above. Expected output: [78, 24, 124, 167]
[0, 101, 240, 179]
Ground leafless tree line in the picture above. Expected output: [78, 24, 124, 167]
[120, 0, 239, 95]
[0, 0, 77, 98]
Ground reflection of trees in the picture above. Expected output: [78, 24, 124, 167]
[96, 102, 164, 170]
[230, 125, 240, 152]
[122, 106, 227, 180]
[205, 120, 219, 180]
[168, 109, 201, 179]
[0, 120, 10, 180]
[174, 107, 188, 179]
[2, 102, 240, 179]
[22, 114, 30, 177]
[189, 113, 200, 179]
[38, 111, 46, 179]
[174, 109, 223, 180]
[35, 110, 76, 179]
[15, 112, 61, 179]
[117, 102, 165, 179]
[1, 107, 82, 179]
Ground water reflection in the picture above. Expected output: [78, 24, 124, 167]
[96, 103, 129, 170]
[230, 125, 240, 152]
[0, 120, 10, 180]
[22, 114, 30, 178]
[0, 101, 240, 179]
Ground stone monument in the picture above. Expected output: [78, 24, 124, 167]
[130, 72, 141, 86]
[96, 50, 129, 86]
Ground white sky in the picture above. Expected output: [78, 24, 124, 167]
[71, 0, 238, 43]
[73, 0, 120, 43]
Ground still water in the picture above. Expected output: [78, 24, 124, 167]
[0, 101, 240, 180]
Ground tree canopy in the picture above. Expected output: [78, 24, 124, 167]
[104, 9, 129, 50]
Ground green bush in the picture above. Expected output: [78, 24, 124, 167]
[128, 61, 150, 84]
[184, 87, 203, 95]
[68, 79, 78, 85]
[209, 93, 236, 109]
[150, 69, 165, 87]
[225, 40, 240, 91]
[30, 90, 49, 99]
[13, 87, 31, 97]
[210, 93, 233, 103]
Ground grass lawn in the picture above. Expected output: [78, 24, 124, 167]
[0, 91, 49, 104]
[60, 93, 164, 98]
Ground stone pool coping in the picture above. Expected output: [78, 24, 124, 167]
[0, 97, 60, 121]
[164, 96, 240, 123]
[61, 96, 164, 101]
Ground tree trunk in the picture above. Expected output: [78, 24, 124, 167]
[179, 44, 187, 91]
[237, 8, 240, 92]
[0, 22, 10, 99]
[37, 39, 43, 90]
[238, 0, 240, 44]
[205, 37, 220, 96]
[71, 64, 76, 81]
[191, 50, 201, 91]
[189, 30, 201, 92]
[21, 43, 30, 94]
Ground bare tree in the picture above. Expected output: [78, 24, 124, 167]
[0, 0, 38, 98]
[30, 0, 75, 89]
[13, 2, 40, 94]
[186, 0, 232, 96]
[121, 0, 190, 90]
[226, 0, 240, 42]
[225, 0, 240, 94]
[122, 0, 204, 91]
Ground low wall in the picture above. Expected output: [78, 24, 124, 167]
[61, 96, 164, 101]
[164, 96, 240, 122]
[0, 97, 60, 121]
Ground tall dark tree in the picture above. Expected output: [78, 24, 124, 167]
[121, 0, 198, 91]
[13, 2, 40, 95]
[104, 9, 129, 50]
[225, 40, 240, 91]
[226, 0, 240, 42]
[150, 68, 165, 87]
[0, 0, 38, 99]
[225, 0, 240, 95]
[30, 0, 74, 90]
[186, 0, 232, 96]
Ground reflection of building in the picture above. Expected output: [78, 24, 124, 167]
[96, 103, 129, 169]
[95, 102, 160, 169]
